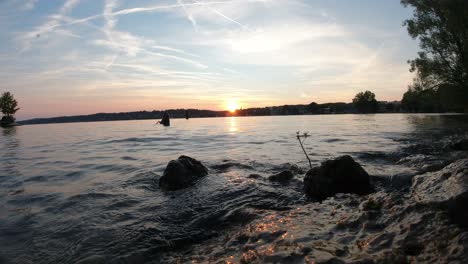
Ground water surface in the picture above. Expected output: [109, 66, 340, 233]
[0, 114, 467, 263]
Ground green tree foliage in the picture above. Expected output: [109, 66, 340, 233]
[0, 92, 20, 121]
[353, 91, 378, 113]
[307, 102, 319, 113]
[401, 0, 468, 110]
[402, 78, 466, 112]
[402, 86, 440, 113]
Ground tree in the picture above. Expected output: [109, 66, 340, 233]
[353, 91, 378, 113]
[402, 76, 465, 112]
[307, 102, 319, 113]
[0, 92, 20, 125]
[402, 85, 440, 113]
[401, 0, 468, 108]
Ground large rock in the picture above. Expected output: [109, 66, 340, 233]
[304, 155, 372, 200]
[411, 158, 468, 227]
[451, 139, 468, 151]
[159, 156, 208, 190]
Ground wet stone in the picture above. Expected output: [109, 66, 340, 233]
[397, 154, 451, 173]
[451, 139, 468, 151]
[268, 171, 294, 182]
[159, 155, 208, 191]
[304, 155, 373, 200]
[248, 174, 262, 179]
[411, 158, 468, 228]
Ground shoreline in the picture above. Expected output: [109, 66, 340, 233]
[1, 114, 467, 263]
[160, 136, 468, 263]
[15, 112, 468, 127]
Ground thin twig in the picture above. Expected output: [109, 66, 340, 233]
[296, 131, 313, 170]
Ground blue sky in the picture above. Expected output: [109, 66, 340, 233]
[0, 0, 419, 120]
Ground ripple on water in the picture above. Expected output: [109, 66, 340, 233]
[1, 114, 468, 263]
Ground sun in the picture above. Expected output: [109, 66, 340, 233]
[226, 101, 239, 113]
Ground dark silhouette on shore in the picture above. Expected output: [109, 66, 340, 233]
[401, 0, 468, 113]
[353, 91, 379, 113]
[18, 100, 406, 125]
[157, 111, 170, 127]
[0, 91, 20, 127]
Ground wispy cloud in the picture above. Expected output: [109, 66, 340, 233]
[17, 0, 81, 51]
[178, 0, 198, 30]
[144, 50, 208, 69]
[151, 45, 201, 58]
[112, 0, 263, 16]
[2, 0, 418, 119]
[192, 0, 252, 31]
[20, 0, 38, 11]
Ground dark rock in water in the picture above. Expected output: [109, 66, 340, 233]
[451, 139, 468, 151]
[159, 155, 208, 190]
[159, 111, 170, 127]
[268, 171, 294, 182]
[411, 158, 468, 228]
[274, 163, 305, 175]
[304, 155, 372, 200]
[211, 162, 254, 172]
[248, 174, 262, 179]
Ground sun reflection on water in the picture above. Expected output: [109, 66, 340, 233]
[228, 117, 239, 133]
[223, 208, 303, 263]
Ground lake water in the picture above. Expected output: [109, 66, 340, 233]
[0, 114, 467, 263]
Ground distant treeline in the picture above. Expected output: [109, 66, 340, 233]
[235, 101, 402, 116]
[19, 101, 403, 125]
[18, 109, 224, 125]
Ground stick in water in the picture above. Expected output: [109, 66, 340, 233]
[296, 131, 313, 170]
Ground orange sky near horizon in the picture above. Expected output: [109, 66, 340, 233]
[1, 0, 418, 121]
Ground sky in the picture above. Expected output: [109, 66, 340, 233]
[0, 0, 419, 120]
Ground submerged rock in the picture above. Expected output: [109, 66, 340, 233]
[451, 139, 468, 151]
[211, 162, 254, 172]
[304, 155, 372, 200]
[411, 158, 468, 227]
[159, 155, 208, 190]
[274, 163, 305, 175]
[268, 171, 294, 182]
[247, 174, 262, 179]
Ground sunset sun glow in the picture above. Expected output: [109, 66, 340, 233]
[0, 0, 421, 120]
[226, 101, 239, 113]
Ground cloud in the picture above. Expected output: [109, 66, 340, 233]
[151, 45, 201, 58]
[191, 0, 252, 31]
[3, 0, 418, 119]
[111, 0, 265, 17]
[229, 22, 347, 54]
[21, 0, 38, 11]
[17, 0, 81, 51]
[178, 0, 198, 30]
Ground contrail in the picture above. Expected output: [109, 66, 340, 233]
[32, 0, 264, 35]
[178, 0, 198, 30]
[191, 0, 252, 31]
